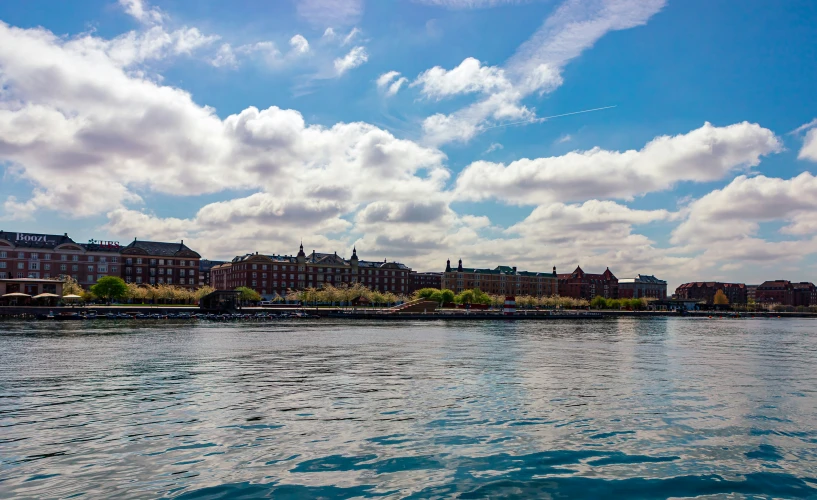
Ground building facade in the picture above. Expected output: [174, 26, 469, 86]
[199, 259, 227, 287]
[120, 239, 201, 290]
[557, 266, 618, 300]
[441, 259, 558, 296]
[0, 231, 121, 289]
[618, 274, 667, 299]
[408, 271, 443, 293]
[214, 245, 412, 299]
[755, 280, 817, 307]
[674, 282, 747, 305]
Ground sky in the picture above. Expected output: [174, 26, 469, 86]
[1, 0, 817, 289]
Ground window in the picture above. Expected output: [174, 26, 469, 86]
[87, 265, 94, 272]
[31, 253, 39, 260]
[60, 264, 67, 271]
[98, 266, 107, 273]
[252, 264, 257, 270]
[150, 259, 156, 266]
[159, 268, 165, 275]
[72, 255, 79, 262]
[0, 251, 5, 258]
[167, 260, 173, 266]
[158, 277, 164, 284]
[137, 268, 143, 274]
[262, 265, 267, 270]
[251, 272, 256, 278]
[88, 256, 94, 262]
[100, 257, 107, 263]
[18, 252, 25, 258]
[0, 272, 6, 279]
[136, 277, 142, 284]
[112, 257, 118, 263]
[61, 255, 67, 261]
[252, 281, 257, 287]
[126, 258, 132, 265]
[17, 262, 24, 269]
[159, 259, 165, 265]
[150, 277, 155, 284]
[290, 274, 295, 279]
[167, 278, 172, 284]
[274, 265, 278, 270]
[125, 268, 131, 275]
[44, 264, 51, 271]
[136, 258, 142, 264]
[180, 270, 186, 277]
[0, 262, 4, 268]
[88, 275, 95, 282]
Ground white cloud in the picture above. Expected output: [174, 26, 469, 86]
[555, 134, 572, 144]
[377, 71, 407, 96]
[484, 142, 503, 154]
[296, 0, 363, 27]
[412, 57, 512, 99]
[323, 27, 336, 39]
[236, 41, 282, 66]
[119, 0, 165, 24]
[454, 122, 781, 205]
[334, 46, 368, 75]
[418, 0, 666, 145]
[289, 34, 310, 55]
[342, 27, 362, 46]
[211, 43, 237, 67]
[795, 118, 817, 162]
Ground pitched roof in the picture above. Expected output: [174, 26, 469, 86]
[121, 239, 201, 258]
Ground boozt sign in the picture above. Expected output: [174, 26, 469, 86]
[15, 233, 54, 244]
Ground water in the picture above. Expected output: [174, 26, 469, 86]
[1, 318, 816, 499]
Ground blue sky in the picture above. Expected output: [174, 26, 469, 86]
[1, 0, 816, 288]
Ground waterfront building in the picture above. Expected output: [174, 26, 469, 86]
[0, 231, 121, 289]
[674, 282, 747, 305]
[746, 284, 759, 302]
[441, 259, 558, 296]
[408, 271, 443, 293]
[120, 239, 201, 290]
[198, 259, 227, 287]
[755, 280, 817, 307]
[215, 244, 411, 299]
[557, 266, 618, 300]
[618, 274, 667, 299]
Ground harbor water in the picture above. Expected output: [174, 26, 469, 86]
[1, 318, 816, 498]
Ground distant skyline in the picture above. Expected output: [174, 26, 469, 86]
[1, 0, 817, 289]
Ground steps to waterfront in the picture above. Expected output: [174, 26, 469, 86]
[385, 299, 439, 314]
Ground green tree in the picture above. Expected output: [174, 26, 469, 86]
[713, 289, 729, 306]
[591, 296, 607, 309]
[414, 288, 440, 300]
[90, 276, 127, 301]
[235, 286, 261, 304]
[455, 289, 475, 305]
[440, 289, 455, 305]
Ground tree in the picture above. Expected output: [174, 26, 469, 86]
[591, 296, 607, 309]
[440, 289, 455, 305]
[90, 276, 127, 301]
[414, 288, 440, 300]
[713, 289, 729, 306]
[236, 286, 261, 304]
[62, 275, 84, 296]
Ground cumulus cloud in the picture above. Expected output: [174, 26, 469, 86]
[289, 34, 310, 54]
[412, 57, 512, 99]
[484, 142, 503, 154]
[454, 122, 781, 204]
[211, 43, 238, 67]
[334, 46, 368, 75]
[418, 0, 666, 145]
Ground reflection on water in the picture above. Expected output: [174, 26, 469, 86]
[1, 318, 816, 498]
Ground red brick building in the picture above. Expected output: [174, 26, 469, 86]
[441, 259, 558, 296]
[674, 282, 747, 305]
[618, 274, 667, 299]
[212, 245, 412, 299]
[557, 266, 618, 300]
[755, 280, 817, 307]
[408, 271, 443, 293]
[120, 239, 201, 290]
[0, 231, 121, 289]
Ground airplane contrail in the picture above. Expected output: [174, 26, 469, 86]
[483, 105, 617, 130]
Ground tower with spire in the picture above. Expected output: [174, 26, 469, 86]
[350, 246, 359, 278]
[297, 241, 306, 265]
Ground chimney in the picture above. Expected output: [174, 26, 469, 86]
[512, 266, 517, 273]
